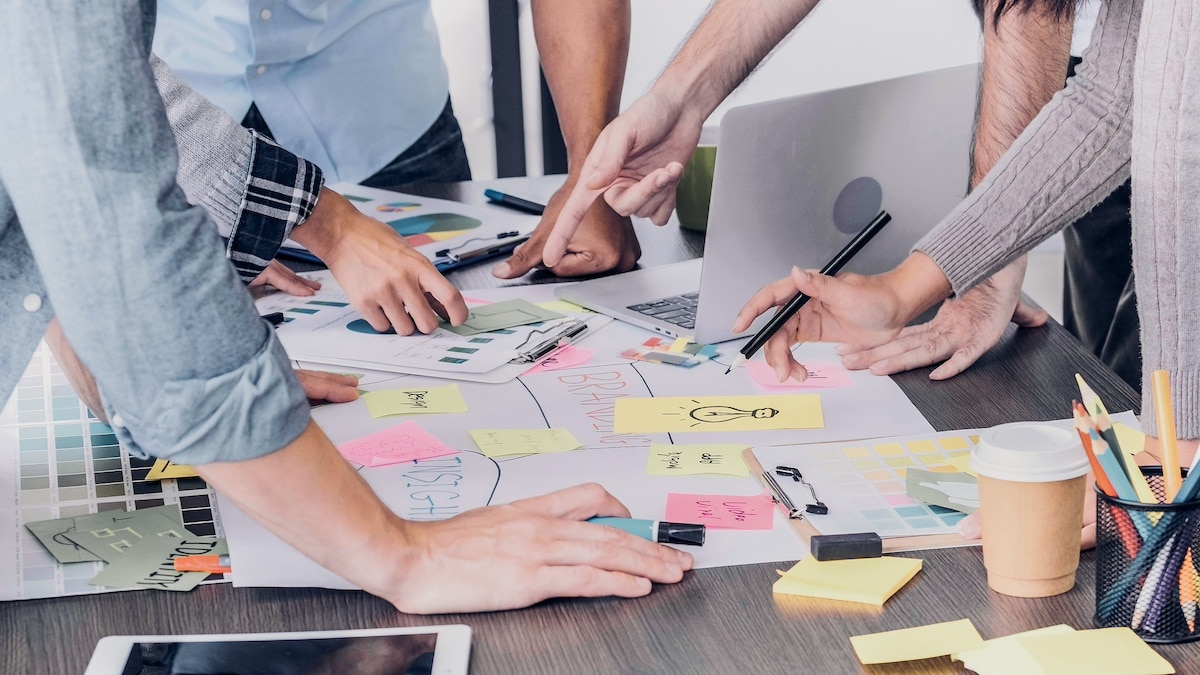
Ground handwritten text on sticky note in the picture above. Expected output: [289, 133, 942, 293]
[338, 421, 459, 467]
[469, 428, 583, 458]
[745, 360, 854, 390]
[362, 384, 468, 419]
[665, 492, 774, 530]
[646, 444, 750, 477]
[614, 395, 823, 434]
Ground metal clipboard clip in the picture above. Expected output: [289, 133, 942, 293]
[762, 465, 829, 519]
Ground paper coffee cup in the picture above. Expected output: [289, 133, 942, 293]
[970, 423, 1090, 597]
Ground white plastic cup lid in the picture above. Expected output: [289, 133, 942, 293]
[969, 422, 1090, 482]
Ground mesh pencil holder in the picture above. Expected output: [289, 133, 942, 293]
[1095, 467, 1200, 644]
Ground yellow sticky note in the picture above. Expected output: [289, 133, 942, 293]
[145, 459, 198, 481]
[850, 619, 984, 665]
[773, 556, 922, 606]
[873, 442, 905, 457]
[1017, 627, 1175, 675]
[668, 337, 690, 353]
[646, 444, 750, 477]
[952, 625, 1075, 675]
[537, 300, 590, 314]
[1113, 422, 1157, 505]
[469, 428, 582, 457]
[613, 395, 823, 434]
[362, 384, 468, 419]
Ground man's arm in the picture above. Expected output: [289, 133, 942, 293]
[836, 0, 1073, 379]
[494, 0, 640, 278]
[545, 0, 820, 266]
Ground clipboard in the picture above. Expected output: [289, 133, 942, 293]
[743, 448, 977, 553]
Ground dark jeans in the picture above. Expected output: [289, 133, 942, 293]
[1061, 57, 1140, 391]
[241, 97, 472, 187]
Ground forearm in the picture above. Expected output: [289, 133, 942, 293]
[973, 0, 1074, 187]
[197, 421, 412, 596]
[532, 0, 629, 174]
[917, 0, 1139, 295]
[652, 0, 820, 120]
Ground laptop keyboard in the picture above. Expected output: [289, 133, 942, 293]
[627, 292, 700, 329]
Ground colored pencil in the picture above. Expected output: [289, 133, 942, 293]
[1074, 402, 1115, 497]
[1151, 370, 1183, 501]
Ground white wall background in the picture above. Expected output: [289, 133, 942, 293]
[431, 0, 985, 181]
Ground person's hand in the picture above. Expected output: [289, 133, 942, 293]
[375, 483, 694, 614]
[837, 258, 1049, 380]
[493, 179, 641, 278]
[544, 91, 703, 267]
[289, 188, 468, 335]
[249, 260, 322, 297]
[295, 369, 359, 404]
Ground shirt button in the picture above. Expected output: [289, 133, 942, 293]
[256, 65, 267, 76]
[260, 9, 272, 20]
[111, 414, 126, 428]
[22, 293, 42, 312]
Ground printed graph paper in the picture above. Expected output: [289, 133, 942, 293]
[0, 343, 224, 600]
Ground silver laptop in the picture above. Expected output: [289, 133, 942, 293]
[557, 64, 979, 344]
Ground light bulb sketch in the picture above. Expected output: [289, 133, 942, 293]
[667, 400, 780, 428]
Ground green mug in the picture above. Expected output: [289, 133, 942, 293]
[675, 144, 717, 232]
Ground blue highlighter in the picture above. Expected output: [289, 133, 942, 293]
[589, 517, 706, 546]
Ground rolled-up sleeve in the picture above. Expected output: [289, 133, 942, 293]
[0, 0, 309, 465]
[151, 55, 324, 281]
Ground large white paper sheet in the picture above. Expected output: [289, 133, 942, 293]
[224, 282, 936, 589]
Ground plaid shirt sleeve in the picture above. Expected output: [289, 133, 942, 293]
[225, 132, 324, 281]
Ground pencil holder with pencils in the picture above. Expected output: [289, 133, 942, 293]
[1095, 468, 1200, 643]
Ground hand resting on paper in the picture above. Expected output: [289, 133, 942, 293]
[836, 259, 1048, 380]
[249, 260, 322, 297]
[957, 438, 1200, 550]
[199, 432, 695, 615]
[289, 188, 469, 335]
[295, 370, 360, 404]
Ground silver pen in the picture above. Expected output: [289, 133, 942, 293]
[513, 321, 589, 363]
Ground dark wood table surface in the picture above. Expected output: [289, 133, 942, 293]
[6, 176, 1188, 674]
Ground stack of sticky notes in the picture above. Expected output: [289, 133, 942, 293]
[849, 619, 1176, 673]
[952, 625, 1175, 675]
[620, 337, 718, 368]
[773, 556, 922, 606]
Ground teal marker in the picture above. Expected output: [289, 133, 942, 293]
[588, 517, 705, 546]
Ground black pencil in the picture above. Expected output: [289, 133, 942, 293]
[725, 210, 892, 374]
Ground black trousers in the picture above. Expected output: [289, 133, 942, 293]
[1060, 56, 1140, 392]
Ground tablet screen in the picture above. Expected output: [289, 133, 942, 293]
[88, 620, 468, 673]
[117, 633, 439, 675]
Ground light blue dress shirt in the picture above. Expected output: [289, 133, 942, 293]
[154, 0, 451, 183]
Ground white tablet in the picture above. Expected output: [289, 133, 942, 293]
[85, 624, 471, 675]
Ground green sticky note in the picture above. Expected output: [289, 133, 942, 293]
[441, 299, 563, 335]
[89, 536, 222, 592]
[469, 428, 582, 457]
[24, 515, 102, 564]
[362, 384, 468, 418]
[646, 444, 750, 477]
[65, 508, 189, 563]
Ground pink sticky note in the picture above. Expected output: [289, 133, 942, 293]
[745, 360, 854, 390]
[665, 492, 775, 530]
[337, 421, 459, 468]
[462, 297, 492, 306]
[523, 345, 595, 375]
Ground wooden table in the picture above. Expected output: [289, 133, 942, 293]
[6, 177, 1186, 674]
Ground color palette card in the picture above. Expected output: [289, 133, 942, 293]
[441, 299, 562, 336]
[851, 619, 984, 664]
[614, 395, 823, 434]
[773, 556, 922, 606]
